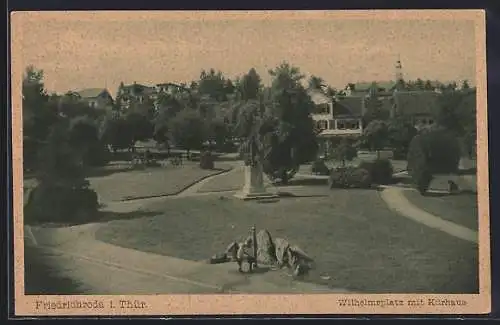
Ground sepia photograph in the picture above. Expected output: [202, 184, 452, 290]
[11, 10, 490, 315]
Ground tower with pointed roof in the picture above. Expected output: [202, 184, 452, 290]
[395, 54, 405, 91]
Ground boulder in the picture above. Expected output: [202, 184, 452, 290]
[274, 237, 292, 268]
[289, 245, 314, 263]
[225, 241, 239, 261]
[253, 229, 277, 265]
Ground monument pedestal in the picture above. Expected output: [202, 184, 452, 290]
[234, 164, 279, 200]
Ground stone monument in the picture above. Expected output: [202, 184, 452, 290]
[234, 103, 279, 201]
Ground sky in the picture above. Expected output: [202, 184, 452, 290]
[13, 11, 479, 95]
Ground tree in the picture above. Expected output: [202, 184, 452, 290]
[407, 126, 461, 194]
[446, 81, 458, 92]
[207, 118, 232, 151]
[168, 109, 206, 154]
[360, 120, 389, 159]
[198, 68, 227, 101]
[435, 89, 476, 157]
[415, 78, 425, 90]
[424, 80, 434, 91]
[326, 86, 337, 98]
[308, 75, 325, 91]
[124, 111, 154, 148]
[462, 80, 470, 90]
[68, 116, 109, 167]
[23, 66, 59, 171]
[239, 68, 262, 101]
[396, 78, 406, 90]
[102, 117, 134, 152]
[387, 118, 418, 159]
[363, 86, 389, 126]
[257, 62, 318, 182]
[224, 79, 236, 96]
[25, 119, 99, 224]
[330, 139, 357, 167]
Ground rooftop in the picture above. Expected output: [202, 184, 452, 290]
[74, 88, 110, 99]
[393, 90, 441, 116]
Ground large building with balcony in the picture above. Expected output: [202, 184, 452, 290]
[308, 89, 365, 155]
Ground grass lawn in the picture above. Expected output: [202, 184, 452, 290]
[197, 167, 244, 193]
[85, 162, 231, 202]
[403, 190, 478, 231]
[95, 189, 478, 293]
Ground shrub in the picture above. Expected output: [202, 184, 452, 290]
[407, 127, 459, 194]
[24, 183, 99, 225]
[199, 151, 215, 170]
[358, 159, 394, 184]
[85, 142, 111, 167]
[311, 159, 330, 175]
[328, 166, 372, 189]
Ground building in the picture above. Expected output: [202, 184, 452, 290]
[72, 88, 114, 111]
[342, 56, 456, 130]
[391, 90, 440, 130]
[116, 82, 158, 109]
[116, 82, 192, 111]
[308, 89, 365, 155]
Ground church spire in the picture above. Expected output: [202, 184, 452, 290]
[395, 54, 405, 90]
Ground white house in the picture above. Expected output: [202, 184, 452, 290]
[308, 89, 365, 156]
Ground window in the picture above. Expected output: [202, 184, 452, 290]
[315, 103, 330, 114]
[317, 120, 328, 130]
[346, 121, 360, 129]
[337, 120, 346, 130]
[329, 120, 336, 129]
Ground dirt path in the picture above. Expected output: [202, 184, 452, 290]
[379, 186, 478, 244]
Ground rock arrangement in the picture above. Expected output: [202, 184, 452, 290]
[212, 229, 315, 277]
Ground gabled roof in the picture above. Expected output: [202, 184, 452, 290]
[354, 81, 397, 92]
[74, 88, 109, 99]
[393, 90, 440, 116]
[335, 96, 364, 117]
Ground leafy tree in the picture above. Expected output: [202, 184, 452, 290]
[68, 116, 109, 167]
[360, 120, 389, 158]
[330, 139, 357, 167]
[124, 110, 154, 148]
[198, 68, 227, 101]
[407, 126, 461, 194]
[246, 62, 318, 183]
[308, 75, 325, 91]
[224, 79, 236, 96]
[22, 66, 59, 171]
[435, 89, 477, 157]
[396, 78, 406, 90]
[168, 109, 206, 154]
[102, 117, 134, 152]
[446, 81, 458, 92]
[387, 118, 418, 158]
[415, 78, 425, 90]
[25, 119, 99, 224]
[363, 88, 389, 126]
[207, 118, 232, 151]
[325, 86, 337, 98]
[435, 90, 475, 136]
[424, 80, 434, 91]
